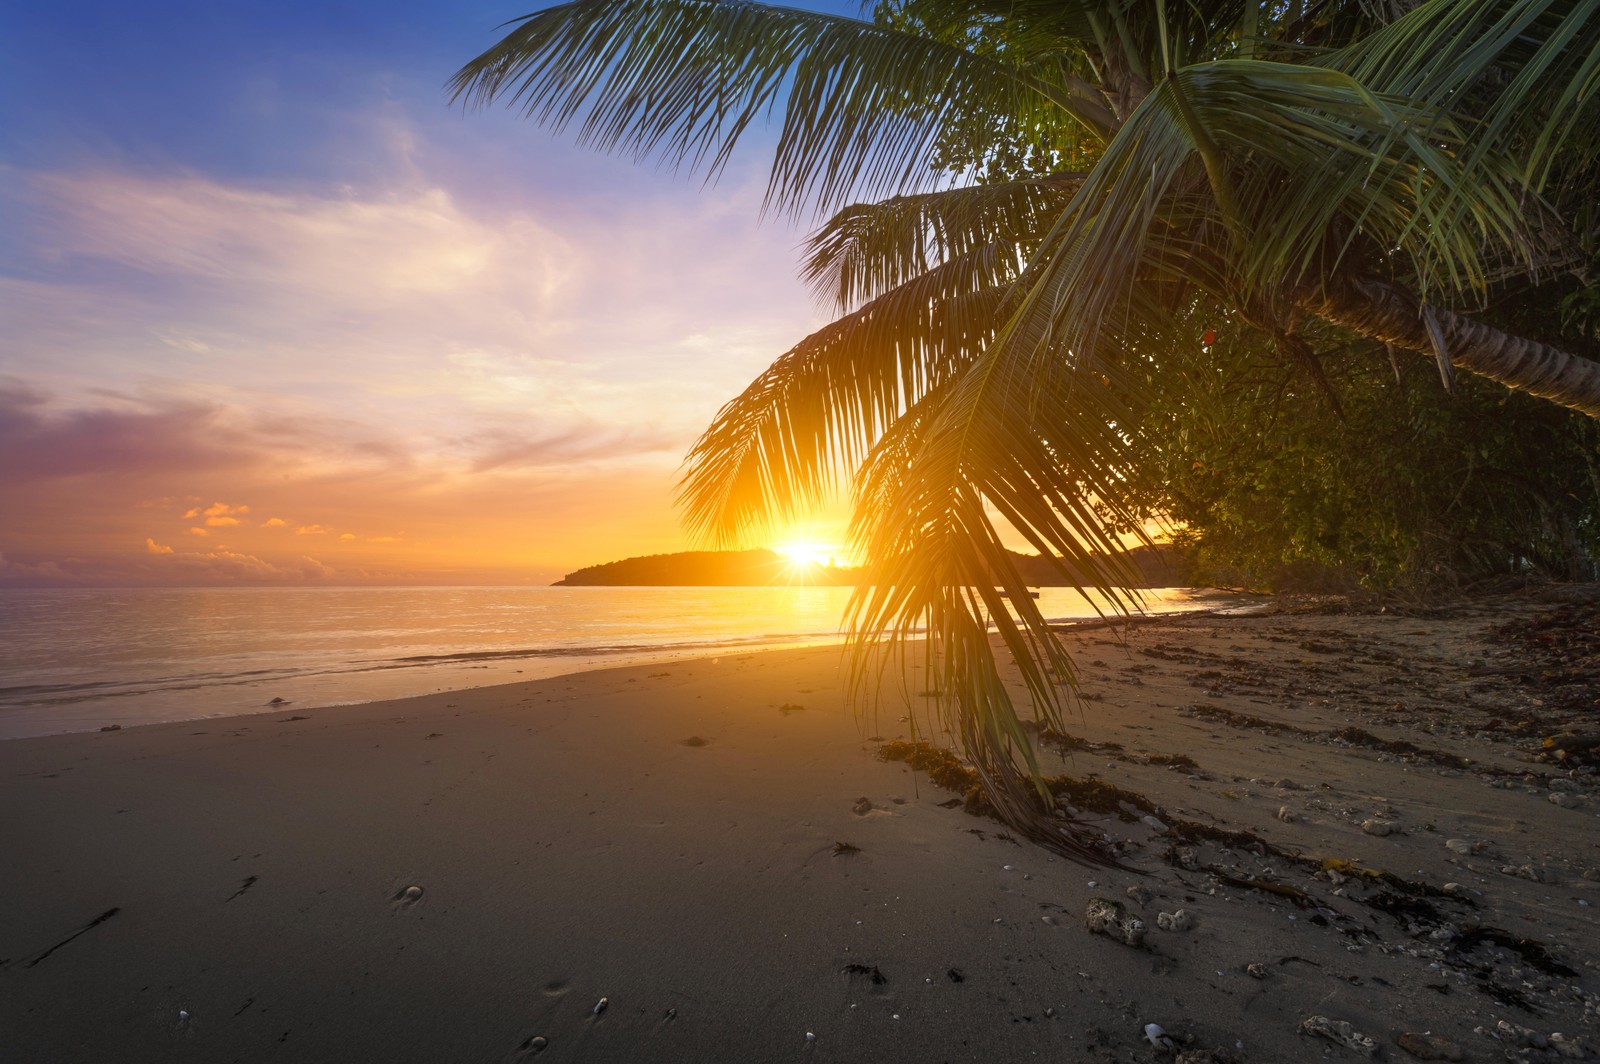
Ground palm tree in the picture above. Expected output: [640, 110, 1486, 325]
[454, 0, 1600, 863]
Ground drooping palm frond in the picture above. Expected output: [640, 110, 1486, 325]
[1333, 0, 1600, 186]
[450, 0, 1111, 218]
[992, 56, 1542, 404]
[840, 307, 1157, 865]
[1175, 59, 1534, 300]
[678, 253, 1012, 546]
[801, 176, 1084, 311]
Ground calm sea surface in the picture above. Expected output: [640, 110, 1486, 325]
[0, 585, 1228, 738]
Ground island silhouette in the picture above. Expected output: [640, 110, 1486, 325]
[552, 546, 1175, 587]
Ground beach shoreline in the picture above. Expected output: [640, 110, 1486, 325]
[0, 586, 1247, 741]
[3, 588, 1596, 1062]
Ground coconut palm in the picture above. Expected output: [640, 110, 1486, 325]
[454, 0, 1600, 863]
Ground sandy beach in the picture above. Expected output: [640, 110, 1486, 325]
[3, 588, 1597, 1063]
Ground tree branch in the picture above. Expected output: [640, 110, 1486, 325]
[1298, 275, 1600, 418]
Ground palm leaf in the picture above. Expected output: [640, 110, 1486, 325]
[451, 0, 1112, 218]
[678, 253, 1012, 546]
[801, 175, 1084, 312]
[1333, 0, 1600, 186]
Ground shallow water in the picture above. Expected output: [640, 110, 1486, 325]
[0, 584, 1230, 737]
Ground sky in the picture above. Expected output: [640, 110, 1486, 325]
[0, 0, 864, 586]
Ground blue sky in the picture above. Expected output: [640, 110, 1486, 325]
[0, 0, 870, 585]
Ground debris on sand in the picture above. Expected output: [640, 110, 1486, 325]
[1085, 898, 1146, 947]
[1396, 1030, 1463, 1060]
[1300, 1016, 1378, 1057]
[1157, 909, 1195, 932]
[841, 963, 887, 985]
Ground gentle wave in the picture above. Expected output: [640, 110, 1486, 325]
[0, 584, 1233, 738]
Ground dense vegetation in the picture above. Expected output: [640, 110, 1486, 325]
[1127, 320, 1600, 594]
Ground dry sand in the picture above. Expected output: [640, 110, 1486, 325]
[2, 588, 1597, 1062]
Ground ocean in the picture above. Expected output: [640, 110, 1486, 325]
[0, 585, 1227, 738]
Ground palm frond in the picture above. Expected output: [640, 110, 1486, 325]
[801, 175, 1084, 312]
[677, 253, 1011, 546]
[1333, 0, 1600, 186]
[1174, 59, 1533, 300]
[840, 318, 1155, 865]
[996, 57, 1538, 395]
[451, 0, 1109, 217]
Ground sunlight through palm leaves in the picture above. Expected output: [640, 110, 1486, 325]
[456, 0, 1600, 865]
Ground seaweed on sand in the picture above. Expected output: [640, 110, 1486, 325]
[878, 741, 981, 795]
[1045, 776, 1159, 821]
[1325, 726, 1473, 768]
[876, 741, 1132, 866]
[842, 963, 887, 984]
[878, 741, 1158, 822]
[1183, 704, 1474, 768]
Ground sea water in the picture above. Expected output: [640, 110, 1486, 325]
[0, 585, 1229, 738]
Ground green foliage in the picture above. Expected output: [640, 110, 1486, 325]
[871, 1, 1101, 183]
[1130, 322, 1600, 592]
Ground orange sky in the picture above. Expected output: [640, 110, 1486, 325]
[0, 1, 910, 588]
[1, 159, 854, 586]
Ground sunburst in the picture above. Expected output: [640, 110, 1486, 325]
[772, 542, 837, 569]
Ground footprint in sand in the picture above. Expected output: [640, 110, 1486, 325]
[541, 980, 568, 998]
[680, 736, 711, 747]
[390, 884, 425, 909]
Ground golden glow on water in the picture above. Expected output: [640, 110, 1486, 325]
[0, 585, 1241, 738]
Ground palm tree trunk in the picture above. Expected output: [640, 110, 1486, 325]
[1297, 276, 1600, 418]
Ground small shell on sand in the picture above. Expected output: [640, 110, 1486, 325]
[593, 997, 608, 1016]
[391, 884, 424, 908]
[1361, 819, 1397, 836]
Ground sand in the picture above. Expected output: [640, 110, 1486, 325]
[2, 588, 1597, 1062]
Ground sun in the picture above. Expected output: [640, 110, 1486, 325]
[772, 542, 836, 568]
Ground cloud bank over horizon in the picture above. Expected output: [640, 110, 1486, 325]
[1, 78, 839, 585]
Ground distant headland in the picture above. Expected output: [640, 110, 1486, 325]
[552, 549, 853, 587]
[552, 545, 1175, 587]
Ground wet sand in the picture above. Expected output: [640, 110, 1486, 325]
[2, 588, 1597, 1062]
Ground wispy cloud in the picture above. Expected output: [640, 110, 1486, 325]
[0, 110, 834, 585]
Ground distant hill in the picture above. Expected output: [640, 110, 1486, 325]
[553, 544, 1177, 588]
[552, 549, 852, 587]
